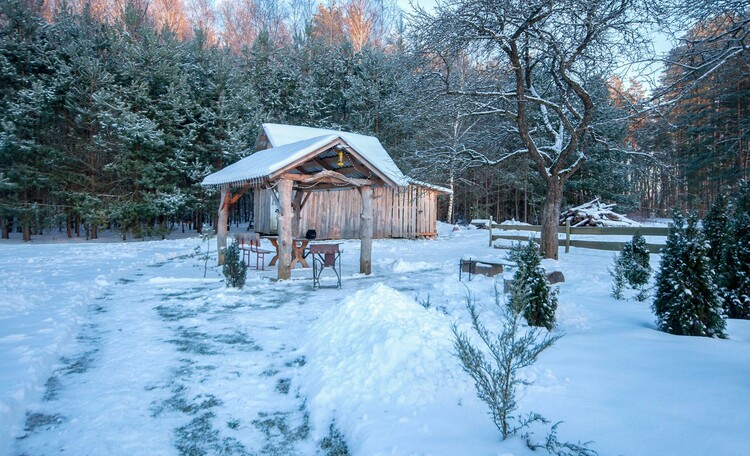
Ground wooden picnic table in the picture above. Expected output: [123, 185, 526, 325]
[262, 236, 311, 269]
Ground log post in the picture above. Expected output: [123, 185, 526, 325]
[292, 189, 304, 238]
[360, 185, 373, 275]
[277, 179, 294, 280]
[217, 186, 230, 265]
[488, 215, 493, 247]
[565, 219, 571, 253]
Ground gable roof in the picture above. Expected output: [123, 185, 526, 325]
[201, 135, 341, 188]
[202, 124, 412, 189]
[260, 124, 410, 187]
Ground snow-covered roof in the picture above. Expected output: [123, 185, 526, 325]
[202, 123, 451, 191]
[201, 135, 339, 187]
[406, 178, 452, 195]
[262, 124, 410, 187]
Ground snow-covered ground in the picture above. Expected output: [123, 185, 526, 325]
[1, 224, 749, 455]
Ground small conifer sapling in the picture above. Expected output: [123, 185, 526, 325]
[507, 240, 558, 330]
[610, 233, 651, 301]
[222, 241, 247, 289]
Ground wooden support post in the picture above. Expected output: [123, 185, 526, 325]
[292, 189, 304, 238]
[489, 215, 493, 247]
[360, 185, 373, 275]
[277, 179, 294, 280]
[217, 186, 230, 265]
[565, 219, 571, 253]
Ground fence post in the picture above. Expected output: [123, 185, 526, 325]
[489, 215, 493, 247]
[565, 219, 571, 253]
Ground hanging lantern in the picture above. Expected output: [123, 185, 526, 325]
[337, 149, 345, 167]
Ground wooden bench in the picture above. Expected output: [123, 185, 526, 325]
[459, 257, 512, 280]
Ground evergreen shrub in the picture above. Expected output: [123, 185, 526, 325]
[652, 212, 726, 337]
[507, 240, 558, 330]
[222, 241, 247, 289]
[610, 233, 651, 301]
[703, 185, 750, 319]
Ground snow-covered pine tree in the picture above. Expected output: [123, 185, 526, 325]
[719, 182, 750, 319]
[703, 192, 731, 267]
[610, 233, 651, 301]
[652, 212, 726, 337]
[507, 240, 558, 330]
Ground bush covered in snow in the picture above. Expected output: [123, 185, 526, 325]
[610, 233, 651, 301]
[702, 193, 731, 267]
[507, 240, 558, 330]
[652, 213, 726, 338]
[712, 183, 750, 319]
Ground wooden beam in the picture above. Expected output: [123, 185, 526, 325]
[277, 178, 294, 280]
[292, 189, 305, 238]
[280, 171, 374, 187]
[312, 156, 330, 170]
[360, 185, 373, 275]
[228, 184, 251, 205]
[281, 173, 313, 182]
[341, 145, 397, 187]
[268, 138, 343, 180]
[300, 191, 313, 210]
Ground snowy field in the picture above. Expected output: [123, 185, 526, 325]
[1, 224, 749, 455]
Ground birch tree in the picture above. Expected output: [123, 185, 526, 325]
[411, 0, 655, 258]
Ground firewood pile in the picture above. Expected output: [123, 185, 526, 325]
[559, 198, 640, 227]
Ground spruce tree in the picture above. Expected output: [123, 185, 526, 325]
[720, 182, 750, 319]
[611, 233, 651, 301]
[507, 240, 558, 330]
[652, 212, 726, 338]
[702, 193, 731, 268]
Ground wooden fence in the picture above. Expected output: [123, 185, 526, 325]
[487, 218, 669, 253]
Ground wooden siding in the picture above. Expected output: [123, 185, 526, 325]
[253, 184, 439, 239]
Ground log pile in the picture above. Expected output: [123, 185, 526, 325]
[559, 198, 640, 227]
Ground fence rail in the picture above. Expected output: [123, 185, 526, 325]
[485, 218, 668, 253]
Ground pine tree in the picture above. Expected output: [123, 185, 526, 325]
[652, 212, 726, 337]
[507, 240, 558, 330]
[719, 182, 750, 319]
[610, 233, 651, 301]
[703, 193, 731, 267]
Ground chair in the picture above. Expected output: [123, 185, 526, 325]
[235, 233, 253, 266]
[310, 243, 341, 289]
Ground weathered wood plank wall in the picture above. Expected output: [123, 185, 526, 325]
[253, 185, 439, 239]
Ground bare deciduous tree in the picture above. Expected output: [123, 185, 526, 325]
[412, 0, 656, 258]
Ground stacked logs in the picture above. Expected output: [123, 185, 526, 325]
[559, 198, 639, 227]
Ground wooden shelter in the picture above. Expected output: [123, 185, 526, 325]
[252, 124, 447, 240]
[201, 124, 447, 281]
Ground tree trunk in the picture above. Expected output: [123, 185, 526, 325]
[277, 179, 294, 280]
[217, 187, 230, 265]
[447, 175, 455, 224]
[540, 177, 563, 259]
[360, 185, 373, 275]
[1, 217, 8, 239]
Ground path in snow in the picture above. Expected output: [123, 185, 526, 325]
[12, 249, 320, 455]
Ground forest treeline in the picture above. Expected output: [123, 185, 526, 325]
[0, 0, 748, 241]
